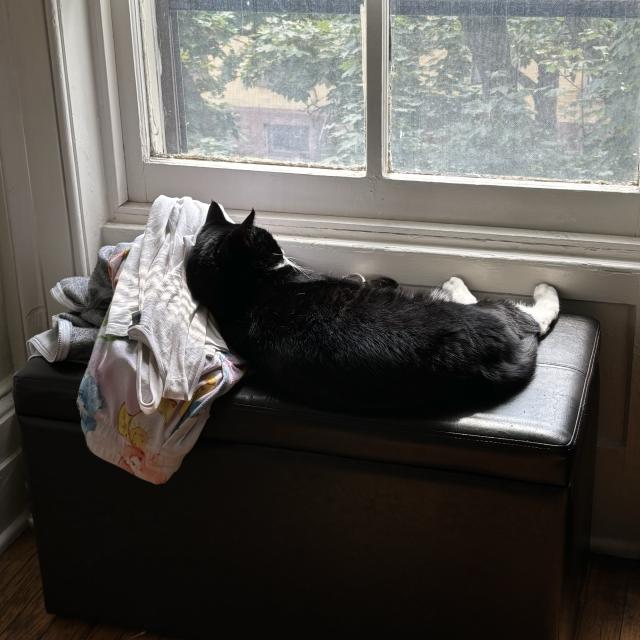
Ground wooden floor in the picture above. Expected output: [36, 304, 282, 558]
[1, 529, 639, 639]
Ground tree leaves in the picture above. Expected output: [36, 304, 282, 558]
[172, 7, 639, 182]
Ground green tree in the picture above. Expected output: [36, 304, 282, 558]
[176, 10, 240, 156]
[237, 12, 365, 167]
[171, 5, 640, 184]
[389, 12, 639, 182]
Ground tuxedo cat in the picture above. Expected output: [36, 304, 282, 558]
[186, 202, 560, 410]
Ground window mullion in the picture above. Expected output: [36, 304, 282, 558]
[365, 0, 387, 180]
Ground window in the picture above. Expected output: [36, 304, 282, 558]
[389, 0, 640, 184]
[265, 124, 311, 160]
[152, 0, 365, 169]
[110, 1, 640, 233]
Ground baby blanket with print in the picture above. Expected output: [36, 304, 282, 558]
[77, 196, 244, 484]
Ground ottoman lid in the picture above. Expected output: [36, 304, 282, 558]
[14, 314, 599, 487]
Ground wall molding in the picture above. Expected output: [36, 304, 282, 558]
[112, 201, 640, 261]
[102, 203, 640, 306]
[88, 0, 128, 212]
[0, 510, 29, 558]
[0, 376, 14, 419]
[45, 0, 90, 277]
[592, 537, 640, 561]
[0, 381, 27, 557]
[0, 381, 22, 477]
[0, 160, 27, 370]
[44, 0, 114, 273]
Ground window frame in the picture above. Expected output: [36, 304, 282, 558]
[109, 0, 640, 236]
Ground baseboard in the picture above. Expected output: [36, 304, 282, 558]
[0, 382, 20, 460]
[0, 509, 30, 555]
[0, 383, 30, 553]
[591, 536, 640, 559]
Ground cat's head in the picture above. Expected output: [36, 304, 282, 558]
[192, 201, 284, 277]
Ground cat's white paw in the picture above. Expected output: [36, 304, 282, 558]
[533, 283, 558, 304]
[522, 283, 560, 335]
[533, 284, 560, 319]
[442, 276, 478, 305]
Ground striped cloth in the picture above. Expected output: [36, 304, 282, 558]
[78, 196, 244, 484]
[106, 195, 230, 413]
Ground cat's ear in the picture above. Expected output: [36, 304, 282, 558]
[206, 201, 233, 226]
[241, 209, 255, 228]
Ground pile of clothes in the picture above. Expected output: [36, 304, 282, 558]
[28, 196, 244, 484]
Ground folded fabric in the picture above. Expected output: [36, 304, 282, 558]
[27, 243, 131, 363]
[78, 195, 244, 484]
[26, 316, 98, 363]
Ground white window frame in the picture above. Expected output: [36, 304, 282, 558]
[107, 0, 640, 237]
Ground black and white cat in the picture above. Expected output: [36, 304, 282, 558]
[186, 202, 560, 410]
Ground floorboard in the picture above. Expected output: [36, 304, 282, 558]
[1, 530, 639, 639]
[0, 588, 54, 640]
[621, 561, 640, 640]
[0, 552, 52, 638]
[575, 555, 631, 640]
[85, 626, 126, 640]
[0, 530, 36, 596]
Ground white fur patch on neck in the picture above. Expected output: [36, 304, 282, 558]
[272, 255, 295, 270]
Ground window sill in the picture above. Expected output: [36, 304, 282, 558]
[103, 201, 640, 306]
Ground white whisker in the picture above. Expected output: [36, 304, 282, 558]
[271, 253, 313, 278]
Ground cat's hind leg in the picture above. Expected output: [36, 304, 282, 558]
[441, 276, 478, 304]
[516, 283, 560, 336]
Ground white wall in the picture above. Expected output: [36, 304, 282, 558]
[0, 0, 79, 553]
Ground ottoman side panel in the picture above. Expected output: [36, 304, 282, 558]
[19, 414, 567, 639]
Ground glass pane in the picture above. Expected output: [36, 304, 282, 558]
[152, 0, 365, 170]
[389, 1, 640, 184]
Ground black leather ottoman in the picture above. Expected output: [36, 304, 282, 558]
[13, 314, 599, 639]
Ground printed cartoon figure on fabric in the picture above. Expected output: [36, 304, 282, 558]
[77, 197, 244, 484]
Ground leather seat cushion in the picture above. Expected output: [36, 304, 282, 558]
[13, 314, 599, 486]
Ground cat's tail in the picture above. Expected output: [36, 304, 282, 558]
[516, 283, 560, 337]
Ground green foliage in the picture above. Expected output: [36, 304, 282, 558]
[176, 10, 240, 155]
[173, 6, 640, 183]
[579, 20, 640, 181]
[389, 13, 640, 182]
[237, 12, 365, 166]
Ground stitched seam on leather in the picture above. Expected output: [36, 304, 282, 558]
[536, 362, 586, 375]
[228, 323, 601, 451]
[567, 323, 600, 449]
[206, 437, 567, 485]
[222, 404, 569, 450]
[17, 322, 600, 454]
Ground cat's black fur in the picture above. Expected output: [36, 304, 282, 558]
[186, 202, 542, 410]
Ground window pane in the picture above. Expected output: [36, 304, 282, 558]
[152, 0, 365, 170]
[389, 1, 640, 184]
